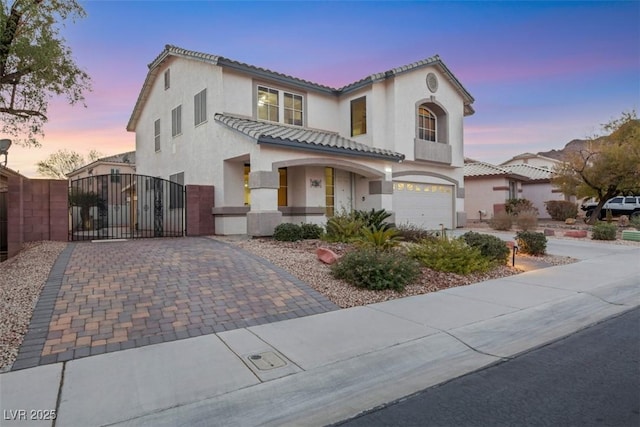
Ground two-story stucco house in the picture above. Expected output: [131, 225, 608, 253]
[126, 45, 475, 236]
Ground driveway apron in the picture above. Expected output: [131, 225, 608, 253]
[11, 237, 338, 370]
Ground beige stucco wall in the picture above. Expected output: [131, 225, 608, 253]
[465, 177, 514, 221]
[521, 182, 567, 218]
[133, 53, 470, 234]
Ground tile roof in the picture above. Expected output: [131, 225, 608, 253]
[464, 159, 552, 181]
[500, 164, 553, 181]
[464, 160, 511, 177]
[214, 113, 405, 161]
[127, 45, 475, 131]
[97, 151, 136, 164]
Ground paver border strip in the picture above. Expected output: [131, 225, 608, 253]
[11, 242, 78, 371]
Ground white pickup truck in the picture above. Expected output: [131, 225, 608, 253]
[581, 196, 640, 220]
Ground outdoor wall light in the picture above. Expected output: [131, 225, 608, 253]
[0, 139, 11, 168]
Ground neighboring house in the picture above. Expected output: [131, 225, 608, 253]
[67, 151, 136, 234]
[500, 163, 569, 218]
[66, 151, 136, 181]
[127, 45, 475, 236]
[464, 159, 526, 221]
[500, 152, 564, 170]
[464, 159, 569, 220]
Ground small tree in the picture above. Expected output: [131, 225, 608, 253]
[68, 187, 104, 230]
[1, 0, 91, 146]
[552, 111, 640, 224]
[37, 148, 101, 178]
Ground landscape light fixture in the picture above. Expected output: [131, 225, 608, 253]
[0, 139, 11, 168]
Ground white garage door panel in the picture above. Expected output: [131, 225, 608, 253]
[393, 181, 453, 229]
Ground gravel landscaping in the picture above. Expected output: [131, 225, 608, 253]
[0, 241, 67, 372]
[220, 237, 576, 309]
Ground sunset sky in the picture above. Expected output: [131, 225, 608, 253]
[7, 0, 639, 177]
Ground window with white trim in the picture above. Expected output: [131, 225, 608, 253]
[154, 119, 161, 152]
[257, 85, 304, 126]
[417, 105, 436, 142]
[164, 69, 170, 90]
[194, 89, 207, 126]
[171, 105, 182, 137]
[284, 93, 303, 126]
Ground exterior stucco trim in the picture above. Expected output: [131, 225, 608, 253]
[392, 170, 460, 188]
[278, 207, 326, 216]
[271, 158, 385, 179]
[212, 206, 250, 215]
[369, 180, 394, 195]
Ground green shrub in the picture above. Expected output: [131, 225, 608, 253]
[354, 226, 403, 251]
[273, 223, 302, 242]
[489, 211, 513, 231]
[395, 223, 439, 243]
[300, 223, 323, 239]
[407, 238, 490, 275]
[324, 211, 364, 243]
[516, 209, 538, 231]
[505, 198, 538, 216]
[515, 231, 547, 255]
[630, 215, 640, 231]
[462, 231, 510, 266]
[330, 249, 421, 291]
[591, 222, 617, 240]
[545, 200, 578, 221]
[353, 208, 393, 231]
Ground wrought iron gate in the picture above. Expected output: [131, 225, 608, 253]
[69, 174, 185, 241]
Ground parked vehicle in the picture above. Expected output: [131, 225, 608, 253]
[581, 196, 640, 220]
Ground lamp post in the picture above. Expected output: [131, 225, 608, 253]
[0, 139, 11, 168]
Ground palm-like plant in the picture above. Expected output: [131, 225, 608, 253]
[354, 225, 403, 251]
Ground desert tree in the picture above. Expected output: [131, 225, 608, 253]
[0, 0, 91, 146]
[36, 148, 101, 178]
[552, 111, 640, 224]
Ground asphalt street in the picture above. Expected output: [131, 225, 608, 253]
[337, 307, 640, 427]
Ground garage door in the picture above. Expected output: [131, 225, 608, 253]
[393, 181, 453, 230]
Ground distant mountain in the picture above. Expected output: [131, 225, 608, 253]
[538, 136, 607, 161]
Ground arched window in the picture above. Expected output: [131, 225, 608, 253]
[417, 105, 436, 142]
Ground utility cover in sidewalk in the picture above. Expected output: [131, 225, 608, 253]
[247, 351, 287, 370]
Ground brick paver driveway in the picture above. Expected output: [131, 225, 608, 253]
[12, 237, 338, 370]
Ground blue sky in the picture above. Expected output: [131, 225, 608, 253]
[10, 0, 640, 176]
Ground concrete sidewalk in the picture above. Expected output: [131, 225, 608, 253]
[1, 240, 638, 427]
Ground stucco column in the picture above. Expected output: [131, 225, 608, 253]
[369, 180, 395, 224]
[247, 170, 282, 236]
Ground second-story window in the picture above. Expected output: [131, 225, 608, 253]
[257, 85, 304, 126]
[154, 119, 161, 152]
[417, 105, 436, 142]
[171, 105, 182, 137]
[194, 89, 207, 126]
[284, 93, 303, 126]
[351, 97, 367, 136]
[257, 86, 279, 122]
[164, 69, 170, 90]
